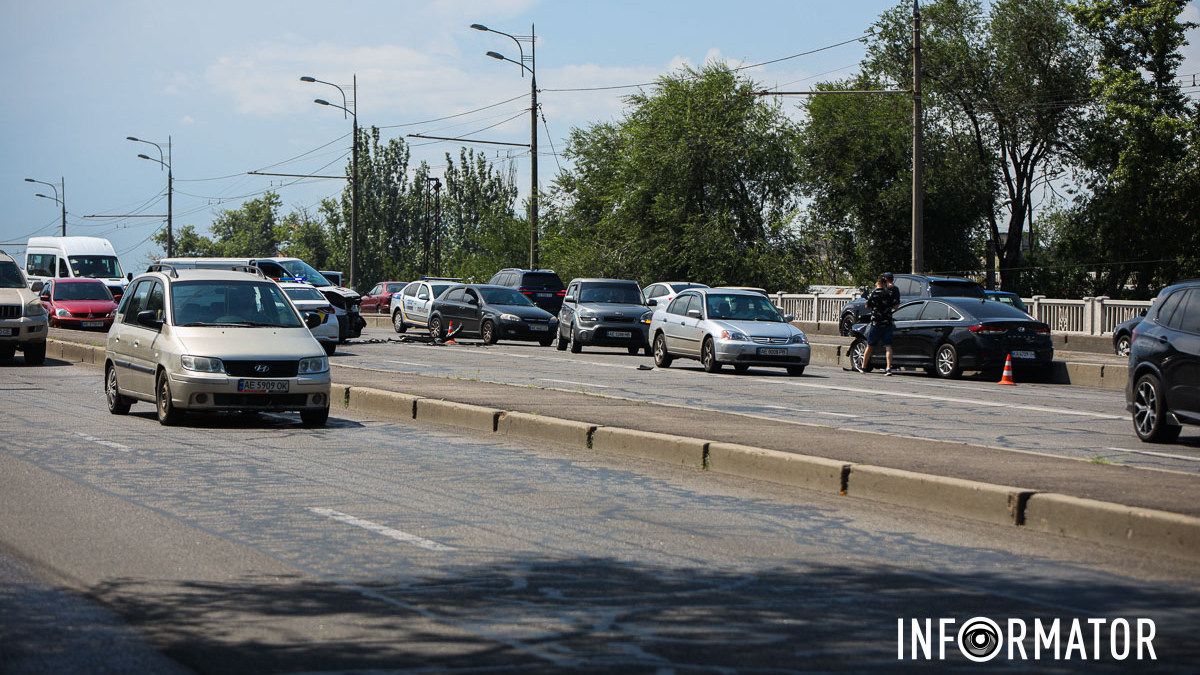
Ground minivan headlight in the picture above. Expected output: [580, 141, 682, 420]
[299, 356, 329, 374]
[181, 355, 225, 373]
[25, 300, 46, 317]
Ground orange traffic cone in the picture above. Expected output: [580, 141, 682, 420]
[444, 320, 458, 345]
[998, 353, 1016, 385]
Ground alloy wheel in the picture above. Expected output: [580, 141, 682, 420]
[1134, 380, 1157, 437]
[936, 346, 955, 376]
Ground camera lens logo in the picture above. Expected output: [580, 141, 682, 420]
[958, 617, 1003, 662]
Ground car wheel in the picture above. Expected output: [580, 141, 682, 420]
[323, 342, 336, 356]
[701, 337, 721, 373]
[556, 329, 569, 351]
[22, 342, 45, 366]
[787, 366, 805, 377]
[0, 343, 16, 361]
[569, 325, 582, 354]
[734, 364, 749, 374]
[653, 333, 673, 368]
[155, 371, 183, 426]
[105, 363, 132, 415]
[428, 316, 444, 341]
[1132, 374, 1182, 443]
[934, 343, 962, 379]
[627, 346, 640, 355]
[539, 337, 554, 347]
[839, 313, 855, 337]
[393, 310, 407, 334]
[1115, 334, 1130, 357]
[849, 339, 874, 373]
[481, 320, 497, 345]
[300, 406, 330, 428]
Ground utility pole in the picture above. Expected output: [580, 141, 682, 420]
[529, 23, 539, 269]
[426, 177, 442, 275]
[60, 177, 67, 236]
[166, 136, 174, 257]
[911, 0, 924, 275]
[350, 74, 358, 290]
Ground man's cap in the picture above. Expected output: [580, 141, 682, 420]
[882, 272, 895, 280]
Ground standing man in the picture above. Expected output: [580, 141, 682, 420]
[883, 272, 901, 311]
[855, 275, 897, 376]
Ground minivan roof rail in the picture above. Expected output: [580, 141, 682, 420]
[146, 263, 179, 278]
[230, 265, 267, 277]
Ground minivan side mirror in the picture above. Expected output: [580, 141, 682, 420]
[304, 312, 323, 329]
[136, 310, 164, 330]
[30, 281, 44, 293]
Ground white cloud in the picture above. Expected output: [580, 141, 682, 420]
[180, 115, 195, 125]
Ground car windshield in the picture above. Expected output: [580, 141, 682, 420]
[929, 281, 985, 298]
[278, 260, 331, 287]
[705, 293, 784, 322]
[171, 280, 303, 327]
[962, 300, 1037, 320]
[0, 262, 24, 288]
[579, 283, 642, 304]
[285, 287, 326, 302]
[55, 282, 112, 301]
[67, 255, 123, 279]
[480, 287, 534, 306]
[521, 272, 564, 289]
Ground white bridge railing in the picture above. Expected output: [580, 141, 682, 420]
[773, 292, 1152, 336]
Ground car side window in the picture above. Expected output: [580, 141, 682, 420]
[464, 289, 479, 305]
[666, 294, 688, 315]
[920, 301, 953, 321]
[893, 302, 924, 321]
[566, 283, 579, 301]
[122, 281, 151, 324]
[1156, 290, 1184, 328]
[403, 283, 417, 297]
[145, 282, 165, 323]
[1174, 289, 1199, 333]
[368, 285, 381, 297]
[682, 295, 701, 317]
[445, 288, 465, 302]
[58, 258, 70, 277]
[418, 285, 430, 300]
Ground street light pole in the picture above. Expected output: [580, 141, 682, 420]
[128, 135, 173, 257]
[303, 74, 358, 289]
[911, 0, 924, 275]
[426, 177, 442, 275]
[24, 177, 66, 236]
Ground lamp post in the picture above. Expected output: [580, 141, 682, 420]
[472, 22, 539, 269]
[127, 136, 173, 257]
[302, 74, 358, 290]
[425, 177, 442, 275]
[24, 177, 66, 236]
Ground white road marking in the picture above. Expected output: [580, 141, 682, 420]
[540, 379, 611, 388]
[386, 360, 433, 368]
[310, 507, 455, 551]
[765, 405, 858, 419]
[1103, 447, 1200, 463]
[73, 432, 132, 453]
[778, 381, 1123, 420]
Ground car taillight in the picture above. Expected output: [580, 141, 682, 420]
[968, 324, 1006, 334]
[555, 289, 566, 297]
[1032, 324, 1050, 335]
[519, 287, 534, 295]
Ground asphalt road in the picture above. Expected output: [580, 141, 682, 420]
[2, 363, 1199, 671]
[327, 327, 1200, 474]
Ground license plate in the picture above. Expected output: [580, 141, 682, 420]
[610, 330, 632, 339]
[0, 328, 12, 336]
[537, 292, 552, 298]
[530, 324, 548, 332]
[82, 321, 104, 328]
[237, 379, 290, 393]
[758, 347, 787, 356]
[1012, 350, 1036, 359]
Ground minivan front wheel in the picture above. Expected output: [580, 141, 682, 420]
[156, 371, 183, 426]
[1132, 374, 1181, 443]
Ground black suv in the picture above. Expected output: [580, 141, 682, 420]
[838, 274, 985, 335]
[1126, 280, 1200, 443]
[487, 268, 566, 314]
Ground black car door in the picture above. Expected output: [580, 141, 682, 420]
[889, 301, 925, 362]
[461, 288, 483, 335]
[1165, 289, 1200, 420]
[914, 301, 958, 360]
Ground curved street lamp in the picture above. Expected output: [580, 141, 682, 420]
[128, 135, 173, 256]
[302, 74, 359, 289]
[25, 177, 66, 236]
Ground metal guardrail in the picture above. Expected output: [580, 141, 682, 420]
[772, 293, 1152, 336]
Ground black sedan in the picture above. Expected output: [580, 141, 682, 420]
[428, 284, 558, 346]
[847, 298, 1053, 379]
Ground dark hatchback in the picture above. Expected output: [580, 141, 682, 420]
[428, 284, 558, 346]
[848, 297, 1053, 378]
[487, 268, 567, 315]
[839, 274, 985, 335]
[1126, 280, 1200, 443]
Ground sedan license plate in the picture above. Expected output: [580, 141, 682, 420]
[82, 321, 104, 328]
[610, 330, 633, 339]
[537, 292, 552, 298]
[238, 379, 290, 393]
[530, 324, 549, 332]
[1012, 350, 1036, 360]
[758, 347, 787, 356]
[0, 328, 12, 337]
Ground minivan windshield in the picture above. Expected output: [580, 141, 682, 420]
[68, 255, 123, 279]
[480, 287, 534, 306]
[55, 282, 113, 301]
[0, 262, 25, 288]
[706, 293, 784, 322]
[579, 283, 643, 304]
[171, 280, 302, 328]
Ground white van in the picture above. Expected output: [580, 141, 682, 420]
[25, 236, 129, 299]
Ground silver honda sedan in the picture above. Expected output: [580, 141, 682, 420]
[648, 288, 810, 375]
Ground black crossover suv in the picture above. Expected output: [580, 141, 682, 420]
[1126, 280, 1200, 443]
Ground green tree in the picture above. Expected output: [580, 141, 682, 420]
[151, 224, 218, 258]
[206, 192, 283, 257]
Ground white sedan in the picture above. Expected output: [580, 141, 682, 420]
[281, 282, 340, 355]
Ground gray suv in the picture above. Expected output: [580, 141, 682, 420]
[0, 251, 49, 365]
[557, 278, 652, 355]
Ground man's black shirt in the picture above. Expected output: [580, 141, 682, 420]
[867, 287, 895, 326]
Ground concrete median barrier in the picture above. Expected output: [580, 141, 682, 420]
[591, 427, 706, 467]
[706, 442, 848, 493]
[347, 386, 419, 419]
[59, 341, 90, 364]
[847, 464, 1033, 527]
[1024, 493, 1200, 563]
[415, 399, 502, 433]
[807, 343, 841, 368]
[497, 411, 594, 448]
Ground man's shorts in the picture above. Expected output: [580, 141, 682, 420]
[865, 323, 894, 347]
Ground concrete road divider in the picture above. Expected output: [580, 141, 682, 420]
[497, 411, 595, 448]
[706, 442, 848, 494]
[1024, 493, 1200, 563]
[345, 386, 419, 419]
[415, 398, 502, 433]
[807, 343, 841, 368]
[591, 427, 706, 468]
[847, 465, 1034, 527]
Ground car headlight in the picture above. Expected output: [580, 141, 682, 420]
[25, 300, 46, 317]
[640, 310, 653, 325]
[55, 308, 72, 317]
[577, 310, 597, 325]
[721, 329, 750, 341]
[180, 355, 225, 373]
[499, 313, 521, 322]
[790, 332, 809, 344]
[299, 356, 329, 374]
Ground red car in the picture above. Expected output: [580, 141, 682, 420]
[361, 281, 406, 314]
[40, 278, 117, 330]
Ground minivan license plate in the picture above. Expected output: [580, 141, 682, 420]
[238, 379, 290, 393]
[1012, 350, 1036, 360]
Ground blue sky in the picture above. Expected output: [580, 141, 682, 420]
[2, 0, 1197, 271]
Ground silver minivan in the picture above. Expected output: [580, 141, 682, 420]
[104, 267, 332, 426]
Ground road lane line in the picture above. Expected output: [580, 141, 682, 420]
[309, 507, 456, 551]
[540, 379, 611, 388]
[777, 381, 1122, 420]
[1103, 447, 1200, 463]
[73, 432, 132, 453]
[765, 405, 858, 419]
[386, 360, 433, 368]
